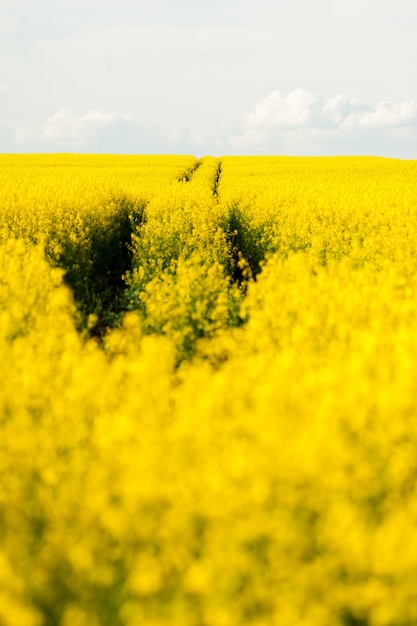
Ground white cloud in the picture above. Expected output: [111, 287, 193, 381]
[352, 100, 417, 128]
[227, 90, 417, 157]
[14, 109, 166, 152]
[322, 95, 368, 127]
[16, 109, 122, 146]
[241, 90, 417, 131]
[14, 109, 222, 155]
[245, 89, 320, 129]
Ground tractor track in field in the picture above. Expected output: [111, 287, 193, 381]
[54, 196, 147, 341]
[212, 160, 222, 198]
[223, 202, 265, 290]
[177, 159, 202, 183]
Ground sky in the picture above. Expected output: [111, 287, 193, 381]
[1, 0, 417, 157]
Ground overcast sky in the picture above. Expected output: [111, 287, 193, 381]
[1, 0, 416, 157]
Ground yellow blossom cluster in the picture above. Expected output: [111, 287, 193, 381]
[1, 154, 417, 625]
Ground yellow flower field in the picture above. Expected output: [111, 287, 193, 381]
[1, 154, 417, 625]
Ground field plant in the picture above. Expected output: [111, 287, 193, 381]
[1, 154, 417, 626]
